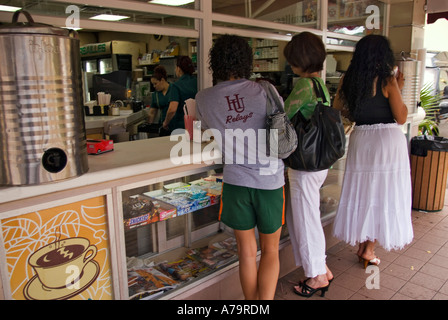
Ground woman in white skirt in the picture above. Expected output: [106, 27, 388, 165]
[332, 35, 413, 267]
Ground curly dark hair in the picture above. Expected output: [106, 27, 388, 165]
[151, 65, 167, 81]
[340, 34, 395, 118]
[209, 34, 253, 82]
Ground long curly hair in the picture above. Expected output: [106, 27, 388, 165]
[340, 35, 395, 119]
[209, 34, 252, 82]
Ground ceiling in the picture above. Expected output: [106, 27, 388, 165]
[0, 0, 296, 22]
[0, 0, 304, 33]
[0, 0, 430, 31]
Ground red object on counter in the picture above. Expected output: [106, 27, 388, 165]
[87, 139, 114, 154]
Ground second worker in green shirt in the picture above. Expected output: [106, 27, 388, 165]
[162, 56, 198, 132]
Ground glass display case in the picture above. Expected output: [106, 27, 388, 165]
[119, 167, 241, 300]
[118, 155, 345, 300]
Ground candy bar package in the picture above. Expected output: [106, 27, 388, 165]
[123, 195, 176, 230]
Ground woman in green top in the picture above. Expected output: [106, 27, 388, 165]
[283, 32, 334, 298]
[147, 65, 172, 136]
[162, 56, 198, 132]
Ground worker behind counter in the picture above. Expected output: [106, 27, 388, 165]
[147, 65, 172, 136]
[162, 56, 198, 133]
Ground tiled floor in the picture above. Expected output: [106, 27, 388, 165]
[275, 193, 448, 300]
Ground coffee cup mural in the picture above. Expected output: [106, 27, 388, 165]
[27, 237, 98, 290]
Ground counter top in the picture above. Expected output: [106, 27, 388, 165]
[85, 110, 147, 130]
[0, 135, 221, 205]
[0, 110, 422, 206]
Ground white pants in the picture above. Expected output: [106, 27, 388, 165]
[286, 168, 328, 278]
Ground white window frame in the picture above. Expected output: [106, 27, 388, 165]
[0, 0, 389, 88]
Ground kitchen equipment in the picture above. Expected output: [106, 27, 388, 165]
[112, 100, 124, 116]
[84, 100, 97, 116]
[132, 100, 143, 113]
[0, 10, 88, 185]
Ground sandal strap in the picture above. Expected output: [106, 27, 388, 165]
[299, 279, 314, 295]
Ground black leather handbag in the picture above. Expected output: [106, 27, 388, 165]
[284, 78, 346, 171]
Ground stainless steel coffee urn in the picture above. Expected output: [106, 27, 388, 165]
[0, 11, 88, 185]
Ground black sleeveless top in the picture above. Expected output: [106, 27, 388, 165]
[354, 78, 395, 126]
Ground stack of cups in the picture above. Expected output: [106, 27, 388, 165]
[184, 98, 200, 142]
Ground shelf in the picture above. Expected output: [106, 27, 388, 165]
[127, 232, 238, 300]
[252, 37, 287, 76]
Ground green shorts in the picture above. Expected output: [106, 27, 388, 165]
[219, 183, 285, 234]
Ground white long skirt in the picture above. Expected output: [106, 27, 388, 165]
[332, 123, 413, 251]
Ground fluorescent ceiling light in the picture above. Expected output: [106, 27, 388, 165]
[149, 0, 194, 6]
[0, 5, 22, 12]
[89, 14, 129, 21]
[62, 27, 83, 31]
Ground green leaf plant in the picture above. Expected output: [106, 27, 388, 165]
[418, 82, 442, 136]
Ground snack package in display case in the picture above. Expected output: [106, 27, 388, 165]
[158, 257, 210, 281]
[145, 190, 196, 216]
[190, 179, 222, 205]
[163, 182, 191, 193]
[145, 185, 213, 216]
[190, 179, 222, 195]
[189, 185, 211, 210]
[204, 174, 223, 183]
[128, 267, 178, 300]
[123, 195, 176, 230]
[187, 237, 238, 269]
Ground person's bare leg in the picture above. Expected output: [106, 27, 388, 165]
[361, 240, 380, 266]
[294, 264, 333, 292]
[361, 240, 377, 260]
[357, 241, 366, 260]
[234, 228, 259, 300]
[258, 227, 282, 300]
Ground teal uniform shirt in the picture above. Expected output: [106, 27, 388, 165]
[284, 77, 330, 120]
[168, 74, 198, 131]
[151, 84, 171, 124]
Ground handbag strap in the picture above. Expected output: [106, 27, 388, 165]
[259, 80, 285, 116]
[310, 77, 328, 104]
[293, 78, 326, 123]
